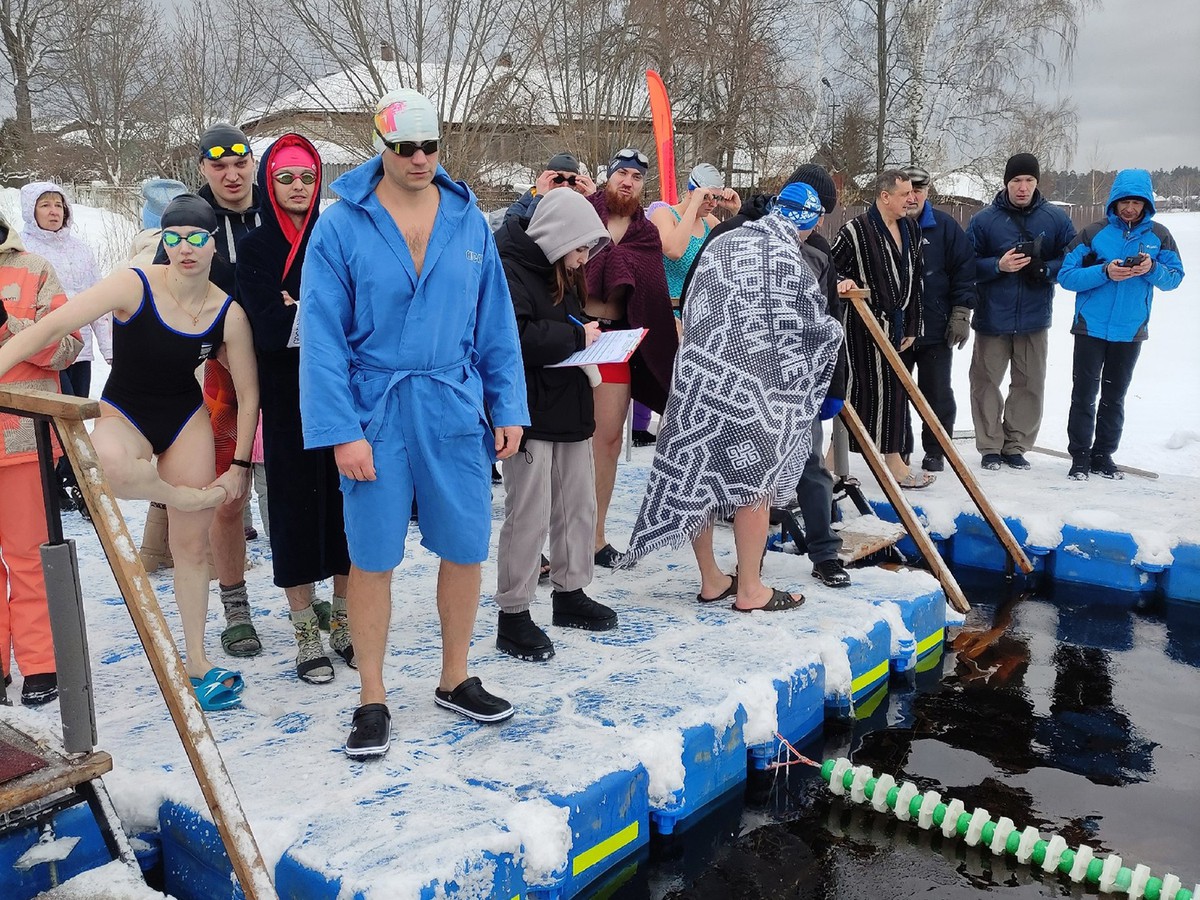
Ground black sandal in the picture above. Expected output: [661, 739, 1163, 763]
[732, 588, 805, 613]
[697, 573, 738, 603]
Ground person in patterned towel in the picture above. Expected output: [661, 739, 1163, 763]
[622, 183, 842, 612]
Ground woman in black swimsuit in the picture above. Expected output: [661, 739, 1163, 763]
[0, 195, 259, 707]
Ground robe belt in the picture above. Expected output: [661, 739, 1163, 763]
[356, 354, 474, 444]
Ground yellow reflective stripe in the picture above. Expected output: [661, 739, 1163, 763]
[851, 659, 889, 695]
[916, 627, 945, 657]
[572, 821, 640, 876]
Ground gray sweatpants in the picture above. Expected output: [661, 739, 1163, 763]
[495, 438, 597, 614]
[969, 330, 1049, 455]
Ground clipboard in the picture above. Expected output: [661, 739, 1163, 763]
[547, 328, 647, 368]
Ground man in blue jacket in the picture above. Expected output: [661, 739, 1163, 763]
[903, 165, 977, 472]
[299, 89, 530, 759]
[1058, 168, 1185, 480]
[966, 153, 1075, 471]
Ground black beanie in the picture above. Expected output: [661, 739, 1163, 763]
[1003, 153, 1040, 184]
[545, 152, 581, 174]
[787, 163, 838, 214]
[160, 194, 218, 233]
[198, 123, 250, 159]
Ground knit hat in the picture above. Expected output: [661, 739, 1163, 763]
[141, 178, 188, 229]
[687, 163, 723, 191]
[787, 163, 838, 214]
[373, 88, 440, 153]
[770, 182, 823, 231]
[160, 194, 218, 233]
[545, 152, 580, 174]
[1003, 153, 1040, 184]
[526, 188, 610, 264]
[270, 145, 318, 173]
[198, 123, 251, 160]
[607, 148, 649, 178]
[903, 164, 931, 188]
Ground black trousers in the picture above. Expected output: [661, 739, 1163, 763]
[57, 362, 92, 487]
[903, 342, 955, 458]
[1067, 334, 1141, 458]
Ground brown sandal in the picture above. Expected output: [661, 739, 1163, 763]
[697, 573, 738, 604]
[732, 587, 805, 613]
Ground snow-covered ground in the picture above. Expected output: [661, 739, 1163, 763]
[1, 194, 1195, 897]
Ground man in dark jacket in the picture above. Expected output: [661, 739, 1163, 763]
[902, 165, 977, 472]
[504, 152, 596, 222]
[966, 152, 1075, 471]
[679, 163, 851, 588]
[235, 133, 353, 684]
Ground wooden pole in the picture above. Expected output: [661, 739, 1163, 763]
[842, 290, 1034, 575]
[0, 386, 281, 899]
[839, 401, 970, 613]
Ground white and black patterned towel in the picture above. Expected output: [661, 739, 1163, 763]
[623, 214, 843, 564]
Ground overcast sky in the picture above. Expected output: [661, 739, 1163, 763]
[1056, 0, 1200, 171]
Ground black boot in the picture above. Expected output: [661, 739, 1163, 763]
[551, 589, 618, 631]
[497, 611, 555, 661]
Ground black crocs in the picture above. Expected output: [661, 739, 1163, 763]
[434, 677, 514, 723]
[345, 703, 391, 759]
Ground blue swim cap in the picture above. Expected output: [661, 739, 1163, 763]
[770, 182, 823, 230]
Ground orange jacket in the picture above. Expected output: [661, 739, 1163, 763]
[0, 223, 82, 466]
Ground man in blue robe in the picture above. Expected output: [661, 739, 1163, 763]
[300, 89, 529, 759]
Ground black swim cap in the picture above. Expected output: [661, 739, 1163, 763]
[160, 194, 218, 233]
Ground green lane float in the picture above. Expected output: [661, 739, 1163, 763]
[820, 757, 1197, 900]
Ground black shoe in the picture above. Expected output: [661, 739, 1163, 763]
[434, 677, 514, 723]
[70, 486, 91, 521]
[921, 454, 944, 472]
[981, 453, 1002, 471]
[594, 544, 625, 568]
[1001, 452, 1031, 470]
[552, 589, 618, 631]
[1068, 456, 1090, 481]
[56, 484, 77, 512]
[491, 464, 503, 485]
[811, 559, 851, 588]
[497, 611, 555, 661]
[632, 429, 657, 447]
[1091, 454, 1124, 480]
[345, 703, 391, 759]
[21, 672, 58, 707]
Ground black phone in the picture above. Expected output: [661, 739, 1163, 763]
[1120, 254, 1143, 267]
[1013, 240, 1038, 258]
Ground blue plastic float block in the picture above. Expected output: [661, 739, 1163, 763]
[0, 803, 113, 900]
[747, 660, 825, 771]
[527, 766, 650, 900]
[947, 512, 1031, 573]
[1163, 541, 1200, 603]
[1049, 525, 1158, 593]
[865, 501, 952, 562]
[825, 617, 891, 717]
[649, 710, 747, 837]
[870, 586, 945, 675]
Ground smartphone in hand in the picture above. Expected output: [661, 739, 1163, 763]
[1013, 240, 1038, 258]
[1120, 254, 1144, 267]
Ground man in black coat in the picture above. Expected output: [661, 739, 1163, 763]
[902, 165, 977, 472]
[235, 134, 353, 684]
[680, 163, 851, 588]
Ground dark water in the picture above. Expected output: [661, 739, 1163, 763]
[594, 570, 1200, 899]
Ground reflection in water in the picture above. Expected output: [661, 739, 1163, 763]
[602, 571, 1200, 900]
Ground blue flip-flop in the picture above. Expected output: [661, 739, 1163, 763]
[189, 668, 244, 711]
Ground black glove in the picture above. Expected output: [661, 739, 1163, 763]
[945, 307, 971, 349]
[1021, 261, 1050, 284]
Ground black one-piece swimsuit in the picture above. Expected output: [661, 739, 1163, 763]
[101, 268, 232, 455]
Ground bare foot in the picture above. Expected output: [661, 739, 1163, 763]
[697, 573, 735, 602]
[733, 584, 802, 611]
[171, 485, 228, 512]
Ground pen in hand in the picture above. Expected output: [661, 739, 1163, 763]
[568, 315, 586, 328]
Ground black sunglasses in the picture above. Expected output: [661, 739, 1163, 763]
[551, 173, 578, 186]
[375, 131, 439, 158]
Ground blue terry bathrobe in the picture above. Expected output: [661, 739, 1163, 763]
[298, 158, 528, 571]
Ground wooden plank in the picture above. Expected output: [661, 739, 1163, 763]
[839, 401, 970, 613]
[0, 386, 99, 421]
[843, 292, 1034, 575]
[834, 519, 907, 564]
[50, 416, 277, 900]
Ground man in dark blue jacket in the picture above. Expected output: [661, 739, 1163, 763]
[966, 153, 1075, 471]
[902, 165, 976, 472]
[1058, 168, 1185, 479]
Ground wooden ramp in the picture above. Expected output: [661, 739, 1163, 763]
[835, 516, 908, 564]
[0, 722, 112, 815]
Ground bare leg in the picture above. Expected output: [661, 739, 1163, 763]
[91, 409, 225, 511]
[348, 566, 392, 706]
[333, 573, 349, 597]
[731, 503, 800, 609]
[210, 495, 248, 586]
[284, 583, 314, 613]
[884, 452, 911, 481]
[436, 560, 481, 692]
[691, 524, 734, 599]
[592, 381, 631, 551]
